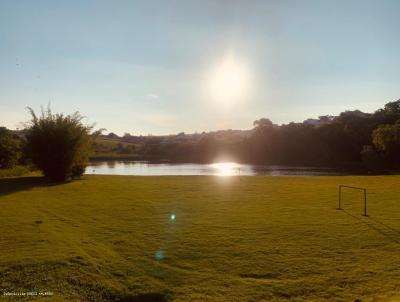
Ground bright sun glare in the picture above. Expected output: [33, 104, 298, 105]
[206, 54, 252, 108]
[210, 162, 240, 176]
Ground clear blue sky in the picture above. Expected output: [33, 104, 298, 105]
[1, 0, 399, 135]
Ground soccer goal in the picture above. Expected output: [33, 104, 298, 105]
[337, 185, 368, 216]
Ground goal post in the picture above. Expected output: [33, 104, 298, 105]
[338, 185, 367, 216]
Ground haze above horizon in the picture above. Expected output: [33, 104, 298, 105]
[1, 0, 399, 135]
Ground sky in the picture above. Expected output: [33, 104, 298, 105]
[0, 0, 399, 135]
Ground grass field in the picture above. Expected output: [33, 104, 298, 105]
[1, 175, 400, 302]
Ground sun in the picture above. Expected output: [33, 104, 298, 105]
[206, 54, 252, 108]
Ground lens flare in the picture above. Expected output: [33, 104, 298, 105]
[155, 249, 164, 261]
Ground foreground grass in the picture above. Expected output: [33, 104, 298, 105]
[1, 175, 400, 301]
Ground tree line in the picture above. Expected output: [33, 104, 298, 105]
[1, 99, 400, 182]
[133, 99, 400, 171]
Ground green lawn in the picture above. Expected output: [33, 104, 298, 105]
[1, 175, 400, 301]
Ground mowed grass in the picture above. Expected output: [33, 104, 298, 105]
[1, 175, 400, 302]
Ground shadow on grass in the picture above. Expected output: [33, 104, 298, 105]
[368, 216, 400, 235]
[342, 209, 400, 244]
[117, 293, 169, 302]
[0, 176, 48, 197]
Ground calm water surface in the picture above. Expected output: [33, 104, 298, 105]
[86, 161, 353, 176]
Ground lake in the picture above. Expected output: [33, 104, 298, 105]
[85, 161, 355, 176]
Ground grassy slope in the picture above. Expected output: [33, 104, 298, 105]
[91, 137, 140, 160]
[1, 175, 400, 301]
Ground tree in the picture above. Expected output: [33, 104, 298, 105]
[0, 127, 21, 168]
[360, 145, 382, 172]
[107, 132, 119, 139]
[25, 107, 95, 182]
[248, 118, 277, 164]
[253, 118, 273, 130]
[384, 100, 400, 115]
[372, 122, 400, 167]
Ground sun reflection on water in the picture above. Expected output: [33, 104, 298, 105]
[210, 162, 240, 176]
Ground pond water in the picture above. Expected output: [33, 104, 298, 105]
[85, 161, 355, 176]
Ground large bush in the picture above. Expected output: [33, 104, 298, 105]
[0, 127, 21, 169]
[25, 107, 94, 182]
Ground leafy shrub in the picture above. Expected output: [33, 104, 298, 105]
[25, 107, 95, 182]
[0, 127, 21, 169]
[0, 165, 31, 178]
[71, 164, 85, 179]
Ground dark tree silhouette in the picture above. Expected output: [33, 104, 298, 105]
[25, 107, 95, 182]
